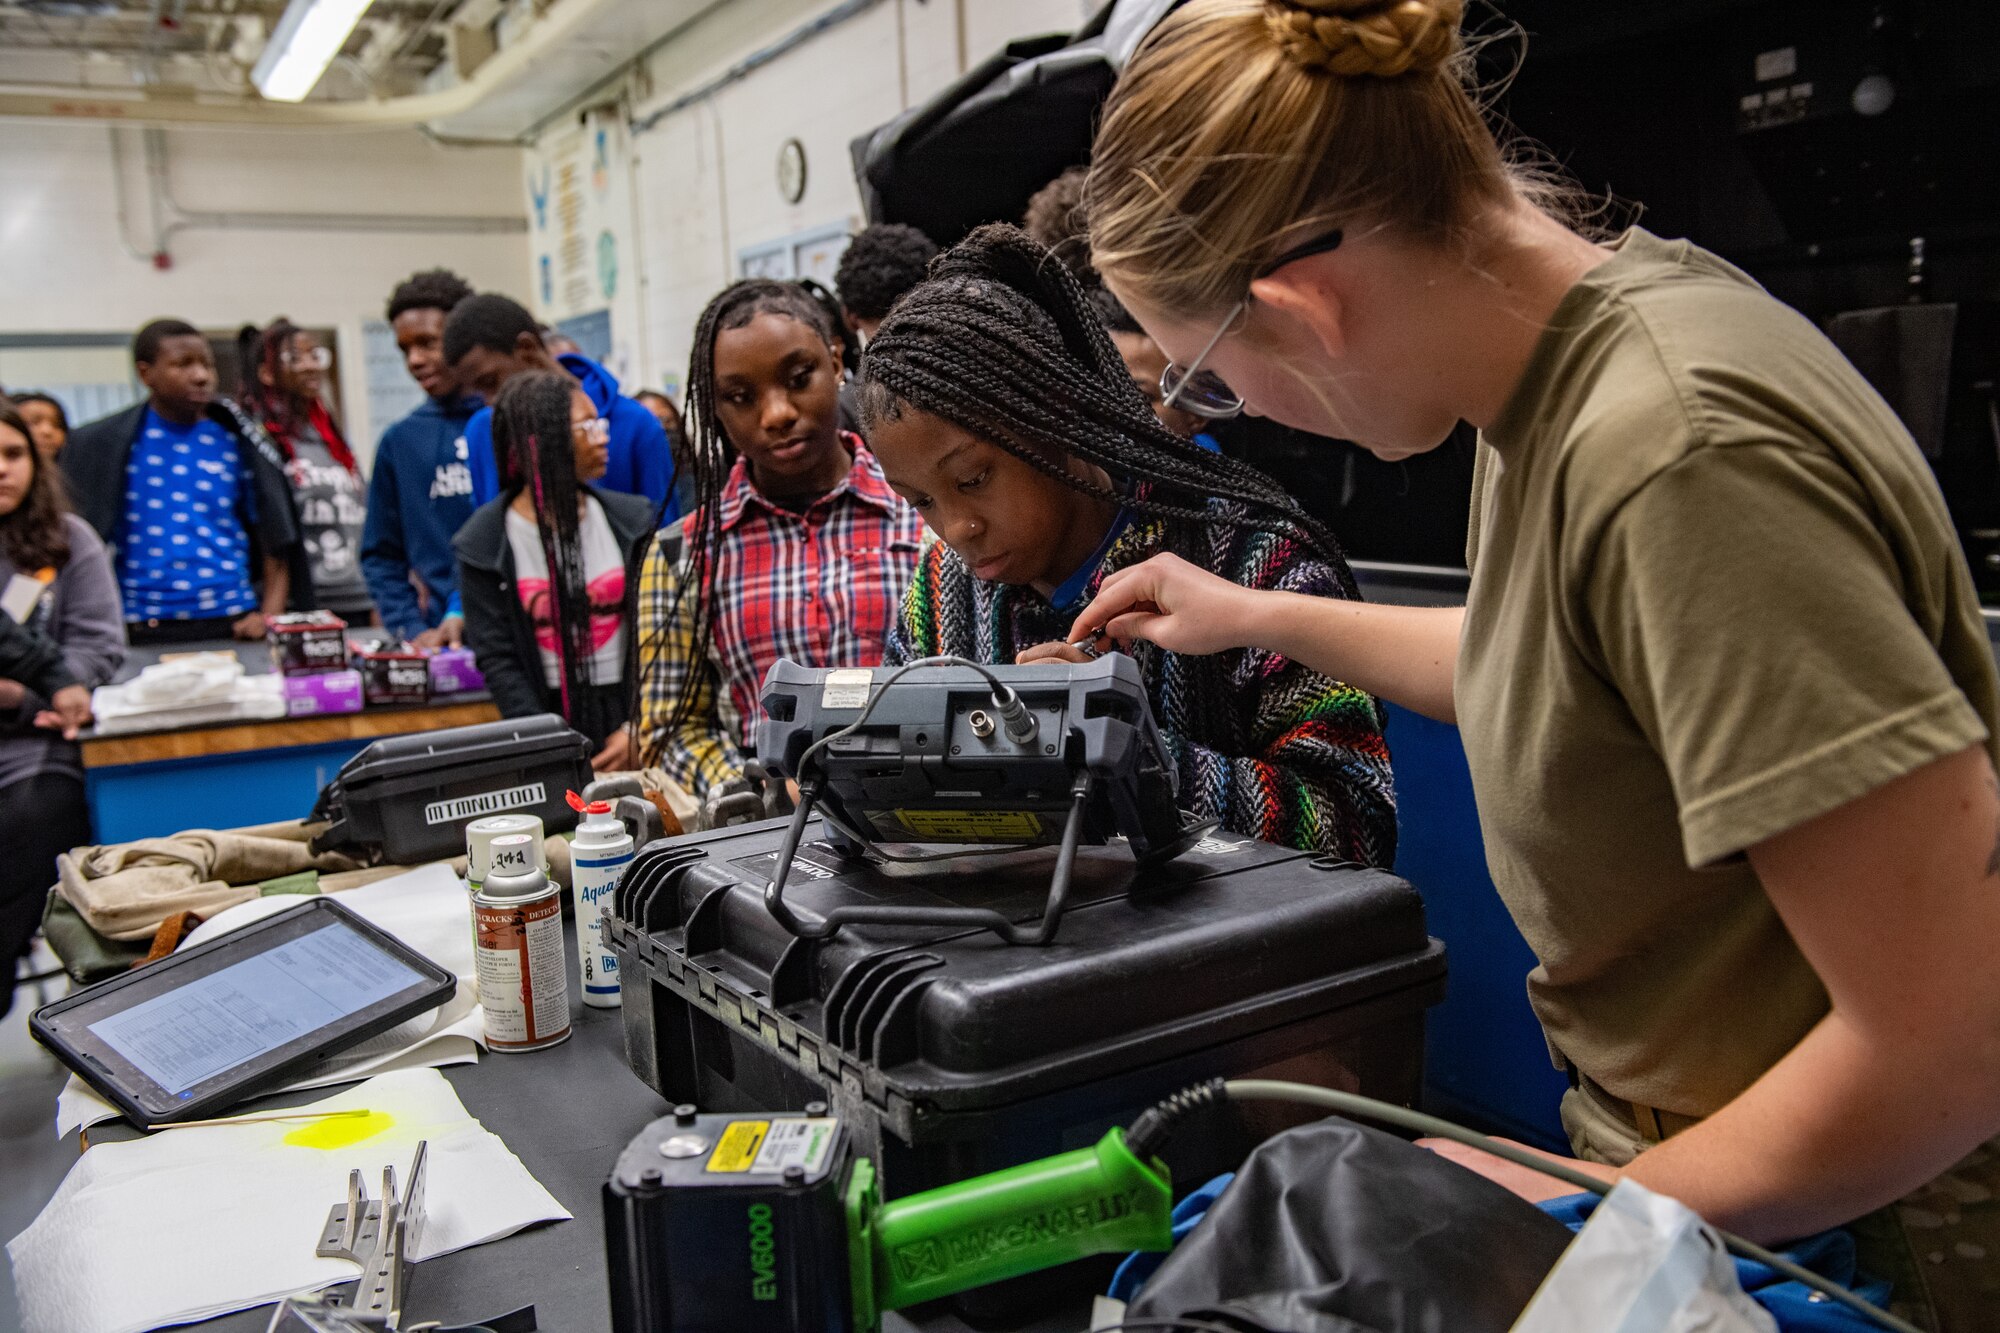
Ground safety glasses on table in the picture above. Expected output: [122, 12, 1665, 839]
[1159, 228, 1346, 421]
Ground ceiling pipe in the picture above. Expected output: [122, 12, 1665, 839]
[628, 0, 888, 136]
[106, 126, 163, 265]
[137, 126, 524, 265]
[0, 0, 617, 130]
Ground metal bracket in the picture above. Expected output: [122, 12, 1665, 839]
[307, 1140, 430, 1330]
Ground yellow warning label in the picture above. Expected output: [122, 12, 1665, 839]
[889, 809, 1044, 841]
[707, 1120, 770, 1173]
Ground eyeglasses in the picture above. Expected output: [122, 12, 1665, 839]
[282, 345, 332, 371]
[1159, 228, 1345, 420]
[571, 417, 610, 443]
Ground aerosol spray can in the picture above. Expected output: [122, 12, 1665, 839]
[473, 833, 571, 1051]
[465, 814, 545, 959]
[567, 791, 634, 1008]
[467, 813, 545, 893]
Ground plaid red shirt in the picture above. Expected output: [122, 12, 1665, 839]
[638, 434, 923, 798]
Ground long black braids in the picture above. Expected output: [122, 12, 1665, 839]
[795, 279, 859, 375]
[237, 318, 304, 445]
[645, 279, 843, 749]
[493, 370, 617, 744]
[854, 223, 1356, 596]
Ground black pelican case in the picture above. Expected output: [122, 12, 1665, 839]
[309, 714, 592, 863]
[604, 815, 1447, 1202]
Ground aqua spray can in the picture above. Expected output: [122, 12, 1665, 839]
[567, 790, 633, 1008]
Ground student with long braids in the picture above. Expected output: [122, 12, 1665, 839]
[453, 371, 651, 770]
[238, 319, 371, 621]
[1075, 0, 2000, 1320]
[857, 224, 1394, 865]
[634, 281, 922, 804]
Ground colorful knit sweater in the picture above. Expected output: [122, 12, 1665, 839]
[886, 498, 1398, 866]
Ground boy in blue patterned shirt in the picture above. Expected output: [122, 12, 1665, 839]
[64, 320, 300, 644]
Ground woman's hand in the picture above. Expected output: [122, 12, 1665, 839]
[231, 610, 268, 641]
[1016, 641, 1094, 666]
[38, 683, 93, 739]
[1069, 553, 1269, 657]
[591, 727, 634, 773]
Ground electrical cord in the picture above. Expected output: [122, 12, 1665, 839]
[789, 655, 1034, 780]
[1125, 1079, 1923, 1333]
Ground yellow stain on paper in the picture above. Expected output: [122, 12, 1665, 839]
[284, 1111, 395, 1150]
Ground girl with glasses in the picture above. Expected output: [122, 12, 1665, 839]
[858, 224, 1395, 865]
[1080, 1, 2000, 1321]
[453, 371, 648, 770]
[239, 319, 372, 622]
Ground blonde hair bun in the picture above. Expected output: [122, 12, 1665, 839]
[1264, 0, 1463, 77]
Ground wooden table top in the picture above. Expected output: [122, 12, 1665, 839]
[81, 697, 502, 768]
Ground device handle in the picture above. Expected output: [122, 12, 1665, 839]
[762, 775, 1092, 945]
[856, 1128, 1173, 1316]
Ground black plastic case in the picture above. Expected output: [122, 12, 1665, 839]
[606, 817, 1447, 1201]
[310, 714, 592, 863]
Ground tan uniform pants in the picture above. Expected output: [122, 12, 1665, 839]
[1561, 1085, 2000, 1332]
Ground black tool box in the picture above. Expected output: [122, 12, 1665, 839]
[310, 714, 592, 863]
[606, 816, 1446, 1201]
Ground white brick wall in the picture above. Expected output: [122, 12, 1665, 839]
[0, 124, 529, 462]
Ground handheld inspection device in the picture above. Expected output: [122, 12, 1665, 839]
[752, 655, 1213, 943]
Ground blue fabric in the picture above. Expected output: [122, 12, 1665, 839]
[361, 395, 480, 638]
[1537, 1194, 1894, 1331]
[117, 409, 258, 621]
[463, 352, 679, 521]
[1046, 507, 1137, 614]
[1108, 1173, 1235, 1303]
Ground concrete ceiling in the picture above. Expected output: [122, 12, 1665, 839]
[0, 0, 725, 141]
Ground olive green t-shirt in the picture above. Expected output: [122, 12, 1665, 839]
[1458, 228, 2000, 1117]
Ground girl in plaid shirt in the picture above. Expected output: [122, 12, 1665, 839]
[635, 281, 923, 802]
[859, 226, 1395, 865]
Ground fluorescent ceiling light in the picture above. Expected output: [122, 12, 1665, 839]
[252, 0, 378, 103]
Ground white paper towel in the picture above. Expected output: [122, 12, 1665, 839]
[10, 1068, 571, 1333]
[55, 861, 485, 1137]
[187, 860, 476, 980]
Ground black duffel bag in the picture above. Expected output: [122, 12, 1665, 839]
[1125, 1116, 1577, 1333]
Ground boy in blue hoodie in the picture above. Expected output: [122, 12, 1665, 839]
[361, 270, 484, 646]
[441, 294, 678, 520]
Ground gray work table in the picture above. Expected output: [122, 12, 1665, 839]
[3, 958, 1089, 1333]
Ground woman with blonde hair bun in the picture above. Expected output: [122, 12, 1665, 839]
[1079, 1, 2000, 1324]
